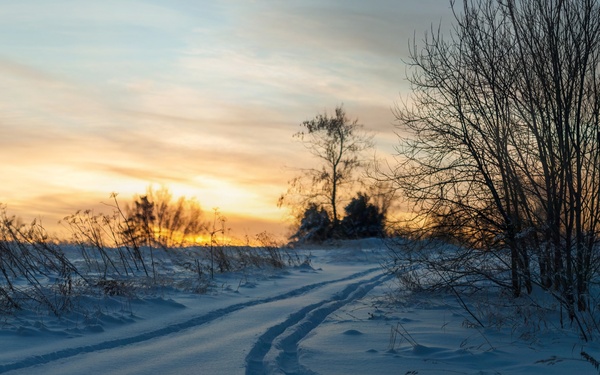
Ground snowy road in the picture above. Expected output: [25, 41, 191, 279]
[0, 258, 390, 375]
[2, 245, 596, 375]
[245, 271, 391, 374]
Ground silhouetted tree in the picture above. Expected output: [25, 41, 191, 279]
[125, 195, 155, 247]
[341, 193, 384, 238]
[149, 186, 206, 248]
[291, 203, 332, 243]
[125, 186, 207, 248]
[280, 105, 373, 232]
[388, 0, 600, 334]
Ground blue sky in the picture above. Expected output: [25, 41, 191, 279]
[0, 1, 453, 237]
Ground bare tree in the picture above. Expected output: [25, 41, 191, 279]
[389, 0, 600, 336]
[279, 105, 373, 234]
[126, 186, 207, 248]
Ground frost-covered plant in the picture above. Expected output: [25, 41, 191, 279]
[61, 194, 152, 281]
[0, 206, 81, 316]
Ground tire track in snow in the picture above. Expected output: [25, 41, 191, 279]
[245, 271, 393, 375]
[0, 267, 381, 374]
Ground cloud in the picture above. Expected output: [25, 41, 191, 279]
[0, 1, 456, 238]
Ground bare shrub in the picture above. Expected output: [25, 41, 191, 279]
[125, 186, 207, 249]
[61, 194, 152, 281]
[0, 189, 304, 319]
[236, 232, 293, 269]
[0, 206, 81, 316]
[386, 0, 600, 340]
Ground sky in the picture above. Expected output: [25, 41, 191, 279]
[0, 0, 454, 239]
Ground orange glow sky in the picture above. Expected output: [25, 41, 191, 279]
[0, 1, 453, 240]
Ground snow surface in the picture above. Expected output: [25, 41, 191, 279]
[0, 240, 598, 374]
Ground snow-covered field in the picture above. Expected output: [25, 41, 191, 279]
[0, 240, 598, 374]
